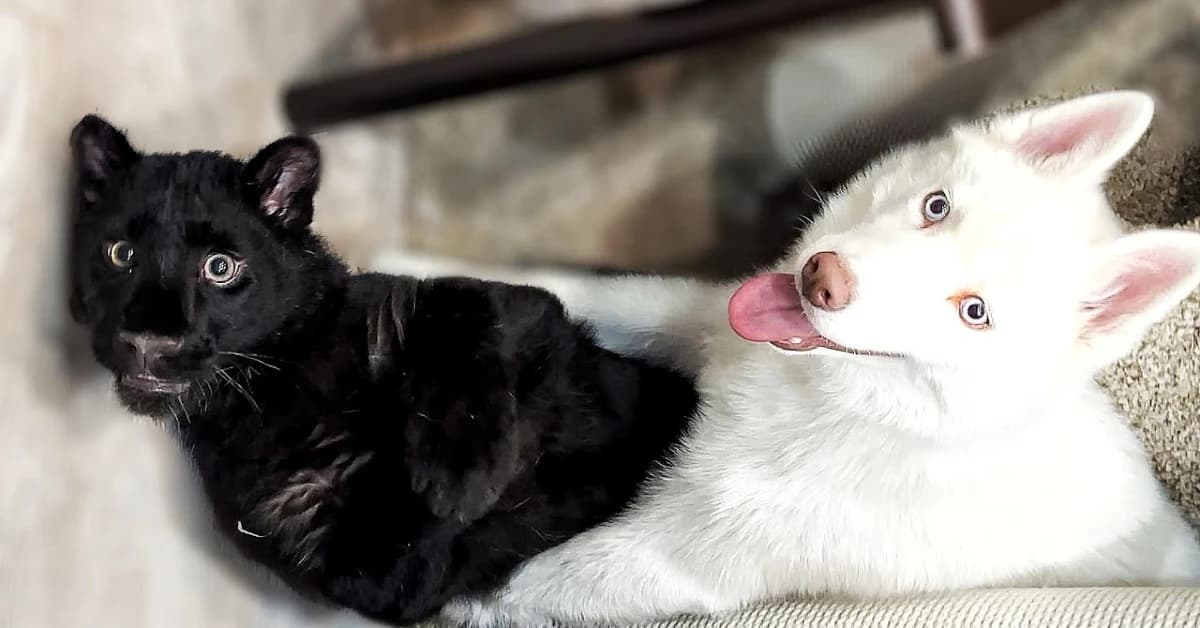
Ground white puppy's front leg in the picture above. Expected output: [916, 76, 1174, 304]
[1123, 510, 1200, 585]
[442, 522, 722, 628]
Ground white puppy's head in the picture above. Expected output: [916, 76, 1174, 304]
[730, 91, 1200, 376]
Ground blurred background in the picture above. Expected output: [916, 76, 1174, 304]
[3, 0, 1198, 626]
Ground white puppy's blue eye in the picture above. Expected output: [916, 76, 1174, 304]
[922, 191, 950, 224]
[958, 295, 989, 328]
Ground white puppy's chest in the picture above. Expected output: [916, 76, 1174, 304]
[661, 352, 1163, 601]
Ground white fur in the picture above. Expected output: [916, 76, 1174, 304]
[374, 91, 1200, 628]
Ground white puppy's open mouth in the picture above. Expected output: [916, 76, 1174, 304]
[727, 272, 899, 358]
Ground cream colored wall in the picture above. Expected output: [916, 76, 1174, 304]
[0, 2, 398, 626]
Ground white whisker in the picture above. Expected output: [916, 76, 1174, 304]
[217, 367, 262, 414]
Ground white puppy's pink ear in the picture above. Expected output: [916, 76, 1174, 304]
[991, 91, 1154, 181]
[1077, 230, 1200, 368]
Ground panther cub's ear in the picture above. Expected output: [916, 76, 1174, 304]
[243, 136, 321, 229]
[70, 115, 140, 205]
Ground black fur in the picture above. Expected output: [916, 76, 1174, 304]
[68, 115, 698, 625]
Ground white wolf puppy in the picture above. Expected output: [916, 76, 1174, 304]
[375, 91, 1200, 627]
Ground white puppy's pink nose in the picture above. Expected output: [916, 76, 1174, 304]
[802, 252, 853, 311]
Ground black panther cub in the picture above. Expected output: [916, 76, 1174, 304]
[68, 115, 697, 625]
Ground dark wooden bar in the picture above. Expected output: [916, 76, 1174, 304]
[284, 0, 922, 131]
[933, 0, 986, 54]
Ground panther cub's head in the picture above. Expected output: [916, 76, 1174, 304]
[69, 115, 345, 415]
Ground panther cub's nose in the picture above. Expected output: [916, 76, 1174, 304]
[801, 252, 853, 311]
[118, 331, 184, 371]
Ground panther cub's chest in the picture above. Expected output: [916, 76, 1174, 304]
[231, 424, 375, 569]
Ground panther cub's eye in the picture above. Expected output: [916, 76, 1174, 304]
[921, 190, 951, 226]
[106, 241, 135, 269]
[957, 295, 990, 329]
[201, 252, 244, 287]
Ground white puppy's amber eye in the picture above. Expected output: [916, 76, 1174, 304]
[922, 190, 951, 225]
[958, 295, 990, 328]
[201, 252, 244, 287]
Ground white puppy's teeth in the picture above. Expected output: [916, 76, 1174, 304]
[789, 337, 804, 344]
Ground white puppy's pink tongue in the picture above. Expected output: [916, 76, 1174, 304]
[728, 272, 819, 344]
